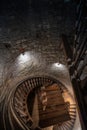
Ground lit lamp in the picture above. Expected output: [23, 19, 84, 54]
[19, 47, 25, 55]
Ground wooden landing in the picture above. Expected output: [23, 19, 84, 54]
[37, 83, 70, 128]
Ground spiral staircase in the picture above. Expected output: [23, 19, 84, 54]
[12, 76, 76, 130]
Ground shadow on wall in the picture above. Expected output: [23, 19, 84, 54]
[0, 0, 29, 14]
[0, 0, 65, 14]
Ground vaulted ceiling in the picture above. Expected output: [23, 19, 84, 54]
[0, 1, 82, 130]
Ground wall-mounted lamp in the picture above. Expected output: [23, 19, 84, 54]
[19, 47, 25, 55]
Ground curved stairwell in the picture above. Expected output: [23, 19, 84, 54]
[53, 86, 76, 130]
[12, 76, 76, 130]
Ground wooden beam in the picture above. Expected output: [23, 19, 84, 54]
[61, 34, 73, 64]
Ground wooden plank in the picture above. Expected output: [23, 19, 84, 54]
[37, 83, 70, 128]
[61, 34, 73, 61]
[39, 108, 68, 119]
[39, 104, 67, 114]
[39, 114, 70, 128]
